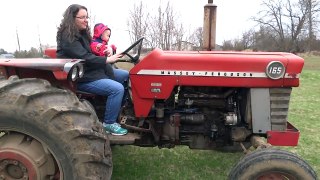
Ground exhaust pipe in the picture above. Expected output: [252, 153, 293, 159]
[202, 0, 217, 51]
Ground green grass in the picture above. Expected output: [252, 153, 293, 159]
[112, 146, 242, 180]
[111, 55, 320, 179]
[284, 55, 320, 174]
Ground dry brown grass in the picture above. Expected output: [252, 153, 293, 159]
[115, 62, 134, 71]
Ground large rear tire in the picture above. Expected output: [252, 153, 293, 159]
[228, 148, 317, 180]
[0, 76, 112, 180]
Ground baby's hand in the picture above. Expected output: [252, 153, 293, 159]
[103, 46, 113, 57]
[96, 43, 103, 50]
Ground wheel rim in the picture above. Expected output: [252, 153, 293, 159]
[0, 132, 61, 180]
[257, 171, 296, 180]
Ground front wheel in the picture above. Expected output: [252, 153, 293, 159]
[228, 148, 317, 180]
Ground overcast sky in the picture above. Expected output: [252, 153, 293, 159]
[0, 0, 261, 53]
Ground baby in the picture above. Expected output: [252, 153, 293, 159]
[90, 23, 117, 57]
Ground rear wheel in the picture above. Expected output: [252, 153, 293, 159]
[0, 76, 112, 180]
[228, 148, 317, 180]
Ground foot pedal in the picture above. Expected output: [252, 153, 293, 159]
[108, 133, 141, 145]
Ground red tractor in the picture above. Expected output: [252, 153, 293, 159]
[0, 3, 317, 180]
[0, 37, 317, 179]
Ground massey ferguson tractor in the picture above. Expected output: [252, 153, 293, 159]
[0, 2, 317, 180]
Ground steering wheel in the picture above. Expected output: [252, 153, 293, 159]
[119, 37, 144, 64]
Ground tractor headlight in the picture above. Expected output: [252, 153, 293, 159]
[64, 60, 84, 81]
[77, 64, 84, 78]
[68, 66, 78, 81]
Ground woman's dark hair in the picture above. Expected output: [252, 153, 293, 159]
[56, 4, 91, 43]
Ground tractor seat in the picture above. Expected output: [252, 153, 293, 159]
[77, 90, 94, 95]
[76, 90, 96, 98]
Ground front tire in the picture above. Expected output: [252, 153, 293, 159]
[0, 76, 112, 179]
[228, 148, 317, 180]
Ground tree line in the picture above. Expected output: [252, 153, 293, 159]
[0, 48, 43, 58]
[221, 0, 320, 52]
[127, 0, 320, 53]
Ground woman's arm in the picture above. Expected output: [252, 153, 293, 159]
[59, 33, 122, 64]
[60, 35, 106, 65]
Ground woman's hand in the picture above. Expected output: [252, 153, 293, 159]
[106, 53, 124, 63]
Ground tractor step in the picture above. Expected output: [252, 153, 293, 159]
[108, 133, 141, 145]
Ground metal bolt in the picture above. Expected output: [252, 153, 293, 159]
[2, 161, 8, 165]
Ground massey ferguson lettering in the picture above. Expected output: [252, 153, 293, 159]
[138, 70, 264, 78]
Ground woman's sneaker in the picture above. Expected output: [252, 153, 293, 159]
[103, 123, 128, 136]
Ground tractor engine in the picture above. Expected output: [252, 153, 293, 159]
[152, 86, 249, 149]
[120, 86, 253, 149]
[121, 83, 293, 149]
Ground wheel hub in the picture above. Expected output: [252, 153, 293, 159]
[7, 163, 24, 179]
[0, 133, 57, 180]
[258, 171, 296, 180]
[0, 151, 37, 180]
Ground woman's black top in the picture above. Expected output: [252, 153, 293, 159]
[56, 30, 115, 82]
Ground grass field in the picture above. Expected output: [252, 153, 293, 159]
[111, 54, 320, 180]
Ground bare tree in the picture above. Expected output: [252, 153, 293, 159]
[127, 1, 149, 45]
[88, 8, 96, 29]
[189, 27, 203, 50]
[221, 40, 234, 50]
[172, 24, 186, 50]
[220, 29, 255, 51]
[128, 1, 186, 50]
[163, 2, 175, 50]
[254, 26, 280, 51]
[37, 25, 43, 54]
[252, 0, 319, 52]
[16, 27, 21, 52]
[147, 2, 177, 50]
[0, 49, 8, 54]
[304, 0, 320, 51]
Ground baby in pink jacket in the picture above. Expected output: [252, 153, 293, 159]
[90, 23, 117, 57]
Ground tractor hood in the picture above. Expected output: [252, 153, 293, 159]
[129, 48, 304, 117]
[130, 48, 304, 88]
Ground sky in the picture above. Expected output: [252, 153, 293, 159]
[0, 0, 261, 53]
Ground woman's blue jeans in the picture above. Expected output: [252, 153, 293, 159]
[77, 69, 129, 124]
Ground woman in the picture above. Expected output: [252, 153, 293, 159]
[56, 4, 128, 136]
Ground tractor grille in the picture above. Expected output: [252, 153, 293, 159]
[270, 88, 292, 131]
